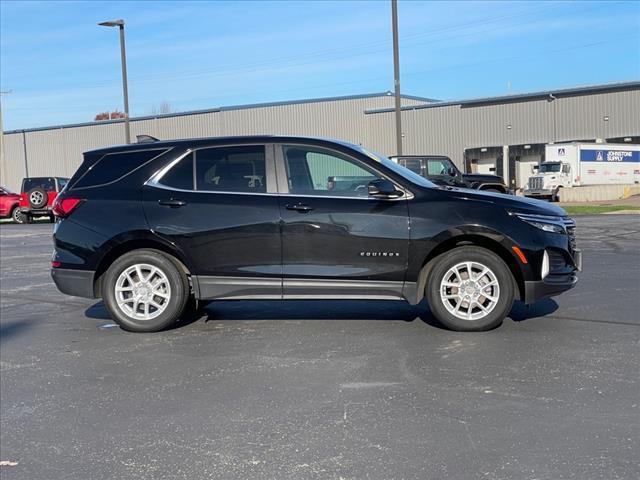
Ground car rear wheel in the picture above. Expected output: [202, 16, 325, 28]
[102, 249, 190, 332]
[426, 246, 515, 331]
[11, 206, 25, 224]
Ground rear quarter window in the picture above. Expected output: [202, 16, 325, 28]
[72, 149, 167, 189]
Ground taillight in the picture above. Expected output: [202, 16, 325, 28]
[52, 197, 82, 218]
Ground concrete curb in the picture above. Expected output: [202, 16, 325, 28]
[601, 210, 640, 215]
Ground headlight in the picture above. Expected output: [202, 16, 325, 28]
[510, 212, 566, 234]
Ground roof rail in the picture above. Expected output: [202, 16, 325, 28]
[136, 134, 159, 143]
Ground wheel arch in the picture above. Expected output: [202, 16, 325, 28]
[414, 233, 525, 304]
[477, 183, 508, 193]
[92, 236, 194, 298]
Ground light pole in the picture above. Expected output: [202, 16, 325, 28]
[0, 90, 13, 186]
[391, 0, 402, 156]
[99, 19, 131, 144]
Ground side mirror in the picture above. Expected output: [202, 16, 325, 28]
[368, 179, 403, 198]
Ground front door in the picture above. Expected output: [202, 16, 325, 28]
[143, 144, 282, 299]
[276, 144, 410, 299]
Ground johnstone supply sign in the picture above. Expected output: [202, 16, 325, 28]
[546, 143, 640, 185]
[580, 149, 640, 162]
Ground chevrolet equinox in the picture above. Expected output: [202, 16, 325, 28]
[51, 136, 581, 332]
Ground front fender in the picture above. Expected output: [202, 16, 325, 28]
[405, 224, 532, 304]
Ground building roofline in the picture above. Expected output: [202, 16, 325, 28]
[364, 80, 640, 115]
[4, 92, 435, 135]
[83, 135, 364, 155]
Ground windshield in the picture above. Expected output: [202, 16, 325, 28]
[354, 146, 436, 188]
[539, 163, 562, 173]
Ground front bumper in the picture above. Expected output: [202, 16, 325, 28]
[523, 189, 554, 197]
[524, 272, 578, 304]
[51, 268, 96, 298]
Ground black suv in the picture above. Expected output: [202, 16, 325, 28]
[392, 155, 509, 193]
[51, 136, 581, 332]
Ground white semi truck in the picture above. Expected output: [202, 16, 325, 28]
[524, 143, 640, 201]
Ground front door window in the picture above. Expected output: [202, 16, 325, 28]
[283, 146, 379, 197]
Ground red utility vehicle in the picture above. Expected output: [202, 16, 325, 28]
[19, 177, 69, 223]
[0, 186, 24, 223]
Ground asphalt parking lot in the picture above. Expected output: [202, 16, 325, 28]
[1, 216, 639, 480]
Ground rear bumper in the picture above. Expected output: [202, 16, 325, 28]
[524, 272, 578, 304]
[51, 268, 96, 298]
[20, 207, 52, 216]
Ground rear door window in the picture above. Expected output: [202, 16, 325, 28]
[399, 158, 422, 175]
[160, 155, 195, 190]
[195, 146, 266, 193]
[425, 158, 451, 176]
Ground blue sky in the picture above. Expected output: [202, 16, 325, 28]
[1, 0, 639, 130]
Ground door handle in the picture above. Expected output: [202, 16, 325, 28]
[285, 203, 314, 213]
[158, 199, 187, 208]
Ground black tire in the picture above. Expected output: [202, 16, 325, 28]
[11, 206, 25, 224]
[426, 246, 515, 332]
[101, 249, 190, 332]
[27, 187, 48, 209]
[49, 214, 56, 223]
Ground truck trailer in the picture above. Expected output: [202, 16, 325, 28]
[524, 143, 640, 201]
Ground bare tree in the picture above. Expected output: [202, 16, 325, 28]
[150, 101, 173, 115]
[159, 101, 172, 114]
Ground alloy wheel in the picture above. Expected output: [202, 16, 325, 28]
[439, 261, 500, 321]
[114, 263, 172, 321]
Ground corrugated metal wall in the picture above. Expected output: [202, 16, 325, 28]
[1, 94, 423, 191]
[2, 88, 639, 191]
[365, 89, 640, 165]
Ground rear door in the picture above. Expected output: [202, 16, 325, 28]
[275, 143, 410, 299]
[143, 143, 282, 299]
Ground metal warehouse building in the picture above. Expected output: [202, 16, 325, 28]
[1, 81, 639, 192]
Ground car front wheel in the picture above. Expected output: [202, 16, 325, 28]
[11, 206, 25, 224]
[102, 249, 190, 332]
[426, 246, 515, 331]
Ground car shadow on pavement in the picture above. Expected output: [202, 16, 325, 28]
[508, 298, 559, 322]
[84, 301, 111, 321]
[84, 299, 446, 329]
[84, 298, 558, 331]
[0, 320, 34, 344]
[194, 298, 450, 329]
